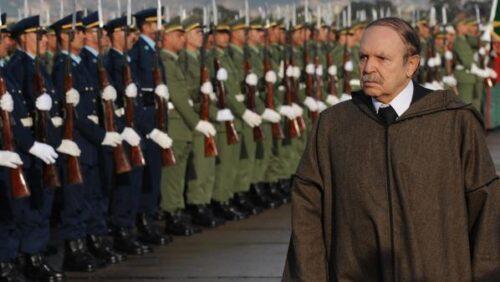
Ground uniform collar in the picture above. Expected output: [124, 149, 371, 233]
[84, 46, 99, 57]
[22, 50, 36, 60]
[186, 49, 199, 60]
[140, 34, 156, 49]
[230, 43, 243, 54]
[163, 49, 178, 60]
[372, 80, 414, 118]
[61, 50, 82, 64]
[111, 48, 123, 55]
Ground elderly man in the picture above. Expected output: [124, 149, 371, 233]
[283, 17, 499, 281]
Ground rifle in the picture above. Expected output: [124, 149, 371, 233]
[152, 6, 176, 166]
[303, 25, 319, 123]
[96, 7, 132, 174]
[282, 22, 300, 139]
[243, 23, 264, 142]
[443, 31, 459, 95]
[211, 21, 239, 145]
[341, 36, 352, 96]
[123, 18, 145, 167]
[326, 51, 338, 97]
[200, 22, 218, 157]
[34, 26, 61, 188]
[0, 72, 31, 198]
[263, 22, 284, 140]
[62, 11, 84, 185]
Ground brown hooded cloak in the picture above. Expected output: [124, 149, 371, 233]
[283, 84, 500, 281]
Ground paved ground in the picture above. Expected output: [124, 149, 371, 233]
[65, 129, 500, 281]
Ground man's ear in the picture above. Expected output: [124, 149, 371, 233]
[406, 54, 420, 78]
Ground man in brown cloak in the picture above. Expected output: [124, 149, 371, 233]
[283, 18, 500, 281]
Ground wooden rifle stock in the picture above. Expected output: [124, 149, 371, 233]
[62, 67, 84, 185]
[342, 44, 352, 96]
[263, 45, 284, 140]
[289, 54, 306, 133]
[213, 58, 239, 145]
[33, 70, 61, 188]
[0, 76, 30, 198]
[304, 43, 319, 124]
[443, 37, 459, 95]
[199, 67, 218, 157]
[243, 61, 264, 142]
[122, 64, 145, 167]
[326, 52, 338, 97]
[152, 66, 176, 167]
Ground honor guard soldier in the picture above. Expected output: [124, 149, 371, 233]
[129, 8, 172, 245]
[51, 12, 122, 272]
[103, 15, 155, 255]
[4, 14, 67, 282]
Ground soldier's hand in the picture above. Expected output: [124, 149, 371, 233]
[291, 103, 304, 117]
[279, 105, 296, 120]
[0, 151, 23, 168]
[304, 97, 319, 112]
[154, 84, 169, 101]
[29, 141, 58, 164]
[216, 109, 234, 122]
[201, 81, 214, 94]
[102, 85, 117, 101]
[326, 95, 340, 106]
[65, 88, 80, 106]
[318, 101, 328, 113]
[242, 110, 262, 128]
[51, 116, 63, 128]
[35, 93, 53, 111]
[195, 120, 217, 137]
[121, 127, 141, 146]
[0, 92, 14, 112]
[101, 132, 123, 147]
[56, 139, 81, 157]
[261, 108, 281, 123]
[125, 83, 138, 98]
[147, 129, 172, 149]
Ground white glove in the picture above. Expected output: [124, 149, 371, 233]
[278, 61, 285, 78]
[0, 92, 14, 112]
[125, 83, 138, 98]
[292, 66, 301, 78]
[261, 108, 281, 123]
[29, 141, 58, 164]
[328, 65, 337, 76]
[471, 64, 490, 78]
[316, 65, 323, 76]
[304, 96, 319, 112]
[216, 68, 228, 81]
[344, 60, 353, 72]
[487, 68, 498, 79]
[35, 93, 53, 111]
[427, 57, 435, 68]
[65, 88, 80, 106]
[279, 105, 296, 120]
[245, 73, 258, 86]
[479, 47, 486, 56]
[200, 81, 213, 94]
[56, 139, 81, 157]
[121, 127, 141, 146]
[340, 93, 352, 102]
[155, 84, 169, 101]
[265, 71, 277, 83]
[195, 120, 217, 137]
[326, 94, 340, 106]
[216, 109, 234, 122]
[305, 63, 315, 74]
[445, 50, 453, 61]
[286, 65, 294, 77]
[0, 151, 23, 168]
[102, 85, 117, 101]
[51, 116, 63, 127]
[291, 103, 303, 117]
[433, 55, 442, 67]
[318, 101, 328, 112]
[101, 132, 123, 147]
[147, 128, 173, 149]
[442, 75, 458, 87]
[242, 109, 262, 128]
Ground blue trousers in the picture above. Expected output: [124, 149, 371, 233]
[139, 140, 162, 220]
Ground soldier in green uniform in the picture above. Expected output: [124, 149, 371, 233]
[416, 19, 431, 84]
[159, 17, 207, 236]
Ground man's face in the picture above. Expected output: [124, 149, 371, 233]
[468, 24, 479, 36]
[215, 32, 229, 48]
[185, 28, 203, 49]
[47, 33, 57, 51]
[111, 30, 125, 50]
[318, 27, 328, 42]
[292, 29, 304, 45]
[248, 29, 261, 45]
[359, 26, 419, 100]
[72, 30, 85, 50]
[418, 24, 430, 38]
[230, 29, 245, 45]
[0, 34, 8, 57]
[269, 27, 280, 43]
[164, 30, 185, 52]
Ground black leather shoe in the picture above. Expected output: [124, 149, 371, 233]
[164, 211, 200, 236]
[62, 239, 97, 272]
[112, 228, 144, 255]
[187, 204, 225, 228]
[211, 201, 247, 221]
[137, 213, 172, 245]
[267, 182, 289, 205]
[249, 183, 279, 209]
[22, 253, 65, 282]
[0, 262, 27, 282]
[87, 235, 125, 264]
[232, 192, 263, 215]
[278, 178, 292, 199]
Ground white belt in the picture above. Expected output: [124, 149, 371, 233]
[87, 115, 99, 124]
[20, 117, 33, 128]
[115, 108, 125, 117]
[141, 88, 154, 92]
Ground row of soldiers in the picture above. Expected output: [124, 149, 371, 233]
[0, 4, 497, 281]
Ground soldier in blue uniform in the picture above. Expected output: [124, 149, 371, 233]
[2, 14, 66, 281]
[104, 16, 159, 255]
[51, 12, 122, 272]
[129, 9, 172, 243]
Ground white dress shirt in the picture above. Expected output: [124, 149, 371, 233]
[372, 80, 414, 118]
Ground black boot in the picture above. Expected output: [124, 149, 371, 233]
[187, 204, 225, 228]
[112, 227, 152, 255]
[137, 213, 172, 246]
[231, 192, 263, 215]
[249, 183, 278, 209]
[0, 262, 26, 282]
[164, 211, 200, 236]
[278, 178, 292, 199]
[267, 182, 289, 205]
[87, 235, 126, 264]
[22, 253, 65, 282]
[211, 201, 247, 221]
[62, 239, 99, 272]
